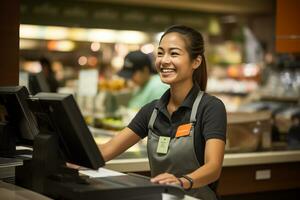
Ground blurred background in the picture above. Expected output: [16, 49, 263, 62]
[17, 0, 300, 150]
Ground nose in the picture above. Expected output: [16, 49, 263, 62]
[161, 54, 171, 65]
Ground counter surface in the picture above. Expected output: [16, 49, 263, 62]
[0, 181, 52, 200]
[105, 150, 300, 172]
[92, 128, 300, 172]
[0, 180, 199, 200]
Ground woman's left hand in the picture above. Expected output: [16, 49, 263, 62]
[150, 173, 180, 186]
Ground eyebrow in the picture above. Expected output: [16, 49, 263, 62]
[158, 47, 183, 51]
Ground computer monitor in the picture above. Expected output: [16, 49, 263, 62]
[28, 92, 104, 170]
[0, 86, 39, 157]
[28, 72, 50, 95]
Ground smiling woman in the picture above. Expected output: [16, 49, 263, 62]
[147, 25, 225, 200]
[98, 25, 227, 200]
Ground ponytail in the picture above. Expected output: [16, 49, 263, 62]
[193, 56, 207, 91]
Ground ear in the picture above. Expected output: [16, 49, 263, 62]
[192, 55, 202, 69]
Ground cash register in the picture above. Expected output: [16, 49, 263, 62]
[0, 86, 39, 184]
[25, 92, 185, 200]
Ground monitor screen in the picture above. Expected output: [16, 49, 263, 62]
[0, 86, 39, 156]
[28, 92, 104, 170]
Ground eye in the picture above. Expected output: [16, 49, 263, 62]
[157, 51, 164, 57]
[171, 52, 179, 56]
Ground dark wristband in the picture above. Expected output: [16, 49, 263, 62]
[177, 177, 183, 187]
[181, 175, 193, 191]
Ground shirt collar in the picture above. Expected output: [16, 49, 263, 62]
[181, 83, 201, 109]
[156, 89, 170, 111]
[155, 83, 201, 111]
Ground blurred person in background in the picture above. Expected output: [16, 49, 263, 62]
[118, 50, 169, 110]
[39, 57, 59, 93]
[99, 25, 226, 200]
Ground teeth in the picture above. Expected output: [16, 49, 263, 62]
[161, 68, 175, 73]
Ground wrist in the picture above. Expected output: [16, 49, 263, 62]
[178, 177, 189, 190]
[181, 175, 193, 191]
[177, 177, 183, 187]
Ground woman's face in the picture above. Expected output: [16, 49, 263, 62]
[155, 32, 199, 86]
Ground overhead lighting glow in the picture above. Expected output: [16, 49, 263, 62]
[111, 56, 124, 70]
[20, 39, 39, 50]
[22, 61, 42, 73]
[88, 29, 116, 43]
[141, 43, 154, 54]
[114, 43, 128, 57]
[69, 28, 86, 41]
[118, 31, 148, 44]
[47, 40, 75, 52]
[78, 56, 88, 66]
[19, 25, 43, 39]
[91, 42, 101, 52]
[20, 25, 69, 40]
[44, 26, 68, 40]
[20, 24, 150, 44]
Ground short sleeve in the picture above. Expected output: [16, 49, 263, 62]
[127, 101, 156, 139]
[201, 97, 227, 141]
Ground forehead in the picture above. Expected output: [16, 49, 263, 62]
[159, 32, 188, 49]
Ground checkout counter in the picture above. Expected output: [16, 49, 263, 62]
[0, 164, 199, 200]
[1, 130, 299, 200]
[0, 180, 52, 200]
[0, 180, 198, 200]
[105, 149, 300, 196]
[90, 127, 300, 197]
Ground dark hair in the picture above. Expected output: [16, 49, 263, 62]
[159, 25, 207, 91]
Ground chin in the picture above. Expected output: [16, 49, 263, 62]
[160, 78, 174, 85]
[159, 73, 178, 84]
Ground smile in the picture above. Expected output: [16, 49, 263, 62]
[160, 67, 176, 73]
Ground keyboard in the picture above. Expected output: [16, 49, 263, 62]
[45, 173, 185, 200]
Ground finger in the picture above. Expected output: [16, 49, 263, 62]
[151, 173, 172, 182]
[153, 176, 177, 184]
[66, 162, 80, 169]
[158, 178, 178, 185]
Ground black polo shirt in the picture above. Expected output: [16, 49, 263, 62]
[128, 84, 227, 165]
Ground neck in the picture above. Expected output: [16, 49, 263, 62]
[168, 79, 194, 112]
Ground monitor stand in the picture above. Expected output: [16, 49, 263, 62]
[15, 132, 65, 192]
[0, 122, 16, 158]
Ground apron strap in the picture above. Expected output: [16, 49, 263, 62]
[190, 91, 204, 123]
[148, 90, 204, 129]
[148, 108, 158, 130]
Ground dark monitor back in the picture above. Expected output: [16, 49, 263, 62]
[29, 72, 50, 95]
[0, 86, 39, 156]
[28, 92, 104, 170]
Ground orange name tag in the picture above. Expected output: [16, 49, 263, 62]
[175, 123, 192, 138]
